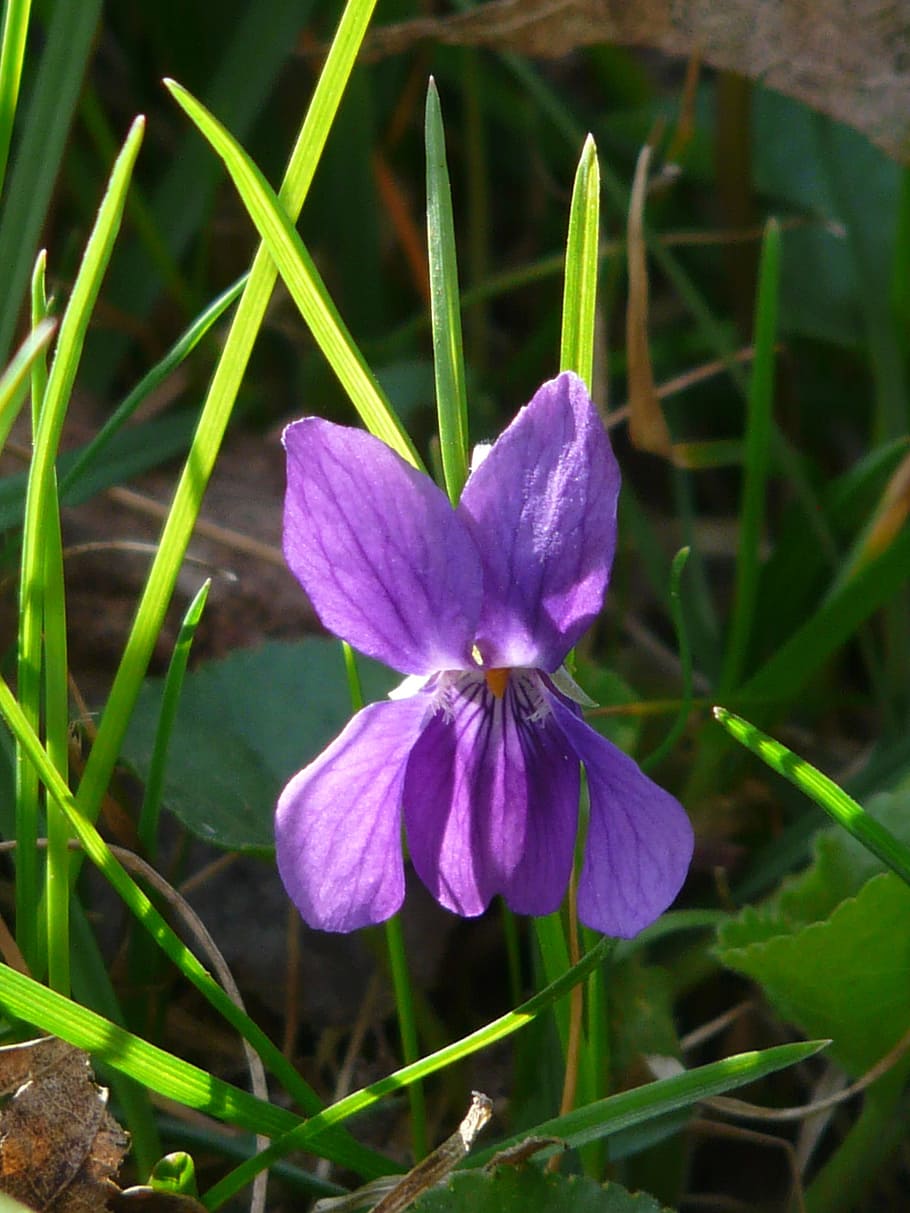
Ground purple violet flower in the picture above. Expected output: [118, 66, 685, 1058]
[276, 372, 693, 936]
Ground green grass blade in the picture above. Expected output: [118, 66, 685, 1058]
[0, 0, 31, 195]
[425, 78, 469, 502]
[642, 547, 693, 771]
[89, 0, 310, 392]
[0, 962, 300, 1140]
[713, 707, 910, 885]
[202, 936, 613, 1206]
[0, 318, 55, 451]
[560, 134, 600, 388]
[59, 273, 247, 498]
[720, 219, 781, 693]
[73, 0, 381, 839]
[475, 1039, 828, 1160]
[0, 673, 394, 1179]
[0, 0, 101, 364]
[17, 117, 143, 972]
[31, 255, 71, 997]
[738, 519, 910, 706]
[138, 581, 210, 859]
[165, 78, 419, 469]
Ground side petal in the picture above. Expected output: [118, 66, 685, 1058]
[284, 418, 482, 674]
[550, 700, 693, 938]
[404, 673, 579, 918]
[275, 696, 431, 932]
[458, 372, 619, 670]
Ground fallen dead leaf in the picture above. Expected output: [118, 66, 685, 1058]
[0, 1038, 128, 1212]
[366, 0, 910, 162]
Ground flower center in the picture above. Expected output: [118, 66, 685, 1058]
[484, 667, 510, 698]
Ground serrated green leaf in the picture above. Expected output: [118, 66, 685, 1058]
[121, 639, 395, 850]
[413, 1170, 672, 1212]
[719, 872, 910, 1076]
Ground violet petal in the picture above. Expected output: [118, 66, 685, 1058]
[404, 673, 579, 917]
[550, 699, 693, 937]
[458, 372, 619, 671]
[275, 695, 431, 932]
[284, 418, 482, 674]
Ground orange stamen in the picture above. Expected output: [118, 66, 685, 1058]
[485, 668, 510, 698]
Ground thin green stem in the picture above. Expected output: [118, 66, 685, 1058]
[642, 547, 693, 772]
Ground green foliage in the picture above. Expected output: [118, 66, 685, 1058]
[122, 638, 395, 850]
[720, 873, 910, 1077]
[412, 1169, 673, 1213]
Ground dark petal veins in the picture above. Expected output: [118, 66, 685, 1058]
[404, 673, 579, 918]
[550, 697, 693, 938]
[458, 372, 620, 671]
[283, 418, 482, 675]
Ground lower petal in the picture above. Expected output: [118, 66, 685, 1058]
[404, 675, 579, 918]
[275, 696, 430, 932]
[551, 701, 693, 938]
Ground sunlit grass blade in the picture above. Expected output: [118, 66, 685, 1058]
[475, 1039, 828, 1160]
[60, 273, 247, 498]
[73, 0, 380, 841]
[720, 218, 780, 693]
[0, 318, 55, 451]
[0, 963, 301, 1141]
[559, 134, 600, 388]
[201, 937, 613, 1207]
[0, 0, 101, 364]
[0, 0, 31, 195]
[713, 707, 910, 885]
[16, 117, 143, 973]
[165, 77, 420, 470]
[30, 253, 71, 997]
[0, 674, 394, 1179]
[425, 78, 468, 502]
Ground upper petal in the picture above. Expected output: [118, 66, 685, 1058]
[284, 419, 483, 674]
[550, 699, 693, 938]
[457, 372, 619, 670]
[403, 673, 579, 918]
[275, 695, 431, 932]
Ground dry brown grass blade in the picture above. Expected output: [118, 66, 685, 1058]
[626, 144, 672, 457]
[853, 443, 910, 570]
[366, 0, 910, 163]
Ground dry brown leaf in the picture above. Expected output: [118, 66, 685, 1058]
[367, 0, 910, 162]
[0, 1038, 128, 1213]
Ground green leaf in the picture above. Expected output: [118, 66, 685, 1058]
[122, 639, 396, 851]
[560, 133, 600, 388]
[425, 78, 469, 503]
[718, 872, 910, 1076]
[412, 1170, 672, 1212]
